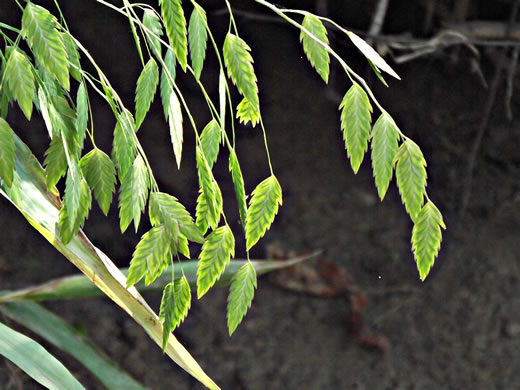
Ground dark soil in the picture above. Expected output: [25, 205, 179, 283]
[1, 1, 520, 389]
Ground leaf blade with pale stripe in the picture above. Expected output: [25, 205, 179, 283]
[168, 91, 183, 168]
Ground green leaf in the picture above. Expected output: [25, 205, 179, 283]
[197, 225, 235, 298]
[75, 81, 88, 151]
[159, 0, 188, 71]
[1, 132, 219, 389]
[143, 9, 163, 60]
[227, 262, 257, 335]
[22, 2, 70, 90]
[339, 83, 373, 173]
[159, 277, 191, 350]
[218, 69, 226, 143]
[228, 149, 247, 228]
[112, 110, 137, 179]
[62, 32, 81, 82]
[371, 112, 400, 200]
[411, 201, 445, 281]
[200, 119, 220, 169]
[188, 2, 207, 80]
[0, 118, 16, 188]
[119, 154, 149, 233]
[195, 146, 220, 229]
[127, 225, 171, 287]
[245, 175, 282, 250]
[58, 177, 91, 244]
[3, 47, 35, 120]
[63, 159, 82, 224]
[149, 192, 204, 244]
[80, 148, 116, 216]
[0, 301, 146, 390]
[236, 97, 260, 127]
[44, 135, 68, 189]
[195, 189, 209, 235]
[346, 31, 400, 80]
[0, 321, 85, 390]
[395, 139, 427, 221]
[300, 14, 330, 83]
[160, 48, 176, 121]
[135, 58, 159, 129]
[223, 33, 259, 113]
[168, 90, 183, 168]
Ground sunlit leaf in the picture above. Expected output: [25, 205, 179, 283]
[339, 83, 372, 173]
[168, 91, 183, 168]
[371, 112, 400, 200]
[236, 97, 260, 127]
[149, 192, 204, 243]
[245, 175, 282, 250]
[3, 47, 35, 119]
[195, 146, 220, 229]
[0, 118, 16, 188]
[143, 9, 163, 60]
[58, 177, 91, 244]
[43, 135, 67, 189]
[22, 2, 69, 90]
[223, 33, 259, 113]
[112, 110, 137, 179]
[346, 31, 400, 80]
[119, 154, 149, 233]
[227, 262, 256, 335]
[395, 139, 427, 221]
[300, 14, 330, 83]
[80, 148, 116, 216]
[160, 48, 176, 121]
[159, 276, 191, 350]
[197, 225, 235, 298]
[228, 149, 247, 228]
[135, 58, 159, 129]
[127, 225, 171, 287]
[159, 0, 188, 70]
[412, 201, 445, 281]
[62, 32, 81, 82]
[195, 189, 209, 235]
[188, 2, 207, 80]
[200, 119, 220, 168]
[75, 81, 88, 151]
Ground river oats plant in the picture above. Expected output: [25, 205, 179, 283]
[0, 0, 445, 388]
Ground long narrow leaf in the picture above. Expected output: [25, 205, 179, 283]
[0, 321, 84, 389]
[0, 301, 145, 390]
[0, 252, 321, 303]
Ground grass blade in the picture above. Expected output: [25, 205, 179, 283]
[0, 133, 220, 389]
[0, 301, 145, 390]
[0, 321, 84, 389]
[0, 252, 322, 303]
